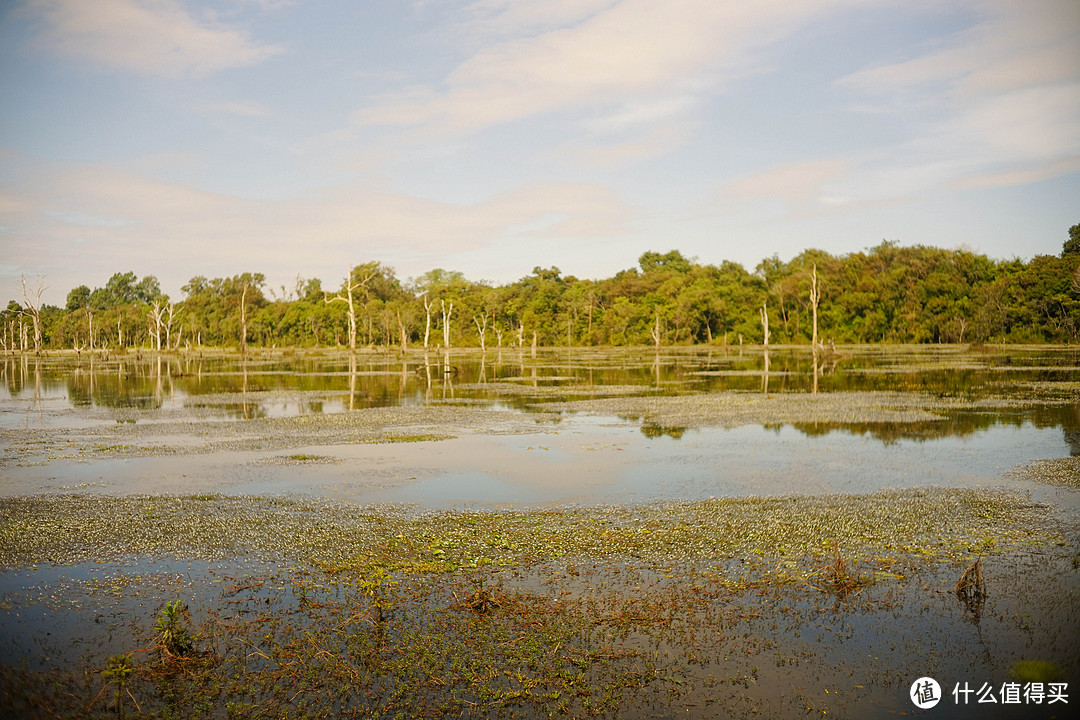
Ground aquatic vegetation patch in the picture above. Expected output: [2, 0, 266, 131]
[270, 453, 340, 464]
[360, 432, 450, 444]
[1007, 456, 1080, 490]
[0, 488, 1076, 719]
[2, 548, 1077, 719]
[0, 487, 1058, 574]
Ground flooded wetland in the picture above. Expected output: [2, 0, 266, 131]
[1, 345, 1078, 718]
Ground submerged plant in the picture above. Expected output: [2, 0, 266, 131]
[155, 599, 194, 659]
[90, 654, 139, 719]
[822, 548, 868, 595]
[954, 558, 987, 621]
[357, 563, 397, 626]
[458, 573, 501, 614]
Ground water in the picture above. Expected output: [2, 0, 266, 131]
[4, 345, 1077, 421]
[1, 346, 1077, 718]
[1, 346, 1077, 507]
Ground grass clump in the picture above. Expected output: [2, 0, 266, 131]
[954, 558, 986, 600]
[817, 548, 872, 595]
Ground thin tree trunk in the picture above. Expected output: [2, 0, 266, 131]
[423, 295, 432, 349]
[474, 313, 487, 352]
[240, 284, 249, 354]
[441, 299, 454, 348]
[759, 301, 770, 347]
[397, 311, 408, 353]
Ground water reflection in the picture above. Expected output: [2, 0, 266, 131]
[1, 347, 1077, 443]
[762, 348, 770, 395]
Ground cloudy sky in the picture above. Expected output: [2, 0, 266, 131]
[1, 0, 1078, 305]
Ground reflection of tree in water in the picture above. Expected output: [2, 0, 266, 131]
[640, 424, 687, 440]
[790, 406, 1075, 446]
[1066, 431, 1080, 457]
[66, 360, 165, 410]
[2, 357, 26, 396]
[1064, 403, 1080, 456]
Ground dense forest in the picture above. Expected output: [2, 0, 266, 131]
[6, 226, 1080, 353]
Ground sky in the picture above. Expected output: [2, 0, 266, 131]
[1, 0, 1078, 306]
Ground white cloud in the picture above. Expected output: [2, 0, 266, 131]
[355, 0, 859, 138]
[838, 0, 1079, 100]
[22, 0, 282, 78]
[560, 122, 696, 168]
[0, 161, 631, 302]
[712, 0, 1080, 221]
[831, 0, 1080, 195]
[456, 0, 621, 44]
[726, 158, 853, 204]
[203, 100, 273, 117]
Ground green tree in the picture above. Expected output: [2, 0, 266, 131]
[1064, 223, 1080, 256]
[66, 285, 90, 311]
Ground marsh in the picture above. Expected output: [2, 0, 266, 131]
[1, 345, 1077, 718]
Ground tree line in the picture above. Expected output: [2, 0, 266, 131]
[6, 226, 1080, 354]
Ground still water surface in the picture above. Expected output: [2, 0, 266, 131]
[1, 346, 1076, 506]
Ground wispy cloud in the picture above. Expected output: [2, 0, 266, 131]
[21, 0, 282, 78]
[1, 160, 631, 298]
[202, 99, 273, 117]
[726, 158, 853, 205]
[711, 0, 1080, 221]
[832, 0, 1080, 195]
[355, 0, 858, 142]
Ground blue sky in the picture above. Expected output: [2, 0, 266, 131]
[1, 0, 1078, 305]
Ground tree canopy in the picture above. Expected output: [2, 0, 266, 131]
[4, 229, 1079, 353]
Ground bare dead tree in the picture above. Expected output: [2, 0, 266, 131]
[441, 298, 454, 348]
[759, 301, 770, 347]
[149, 301, 167, 351]
[422, 293, 433, 349]
[325, 266, 379, 353]
[809, 263, 820, 351]
[585, 290, 595, 346]
[474, 312, 488, 352]
[166, 303, 177, 349]
[649, 307, 661, 348]
[19, 275, 46, 354]
[240, 283, 249, 355]
[396, 310, 408, 354]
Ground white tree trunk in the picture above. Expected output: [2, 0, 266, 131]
[474, 312, 487, 352]
[759, 301, 770, 347]
[441, 299, 453, 348]
[19, 275, 46, 354]
[423, 295, 432, 348]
